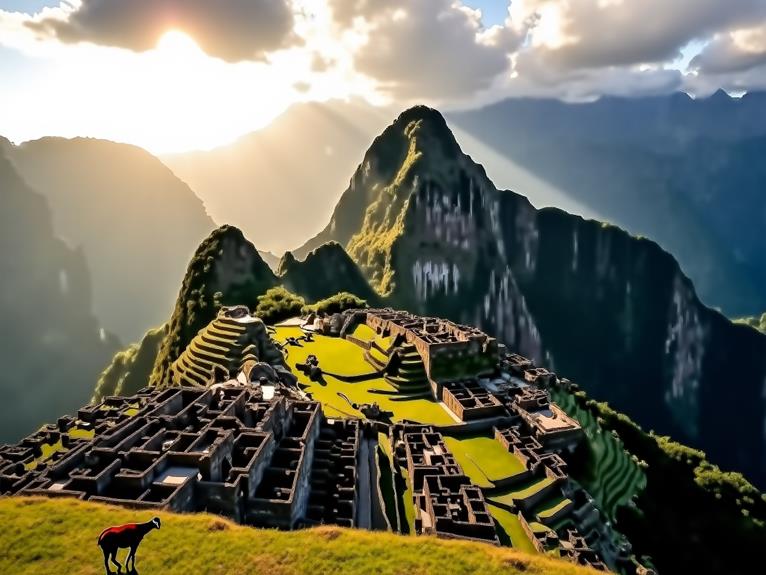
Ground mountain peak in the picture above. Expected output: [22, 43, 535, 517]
[280, 241, 378, 303]
[707, 88, 732, 102]
[277, 250, 298, 275]
[389, 105, 461, 157]
[393, 104, 449, 128]
[149, 225, 277, 387]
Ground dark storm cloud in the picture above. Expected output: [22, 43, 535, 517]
[26, 0, 299, 62]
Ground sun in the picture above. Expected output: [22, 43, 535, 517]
[156, 30, 203, 60]
[95, 29, 293, 154]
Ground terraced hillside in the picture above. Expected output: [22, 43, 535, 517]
[170, 307, 284, 387]
[551, 388, 646, 520]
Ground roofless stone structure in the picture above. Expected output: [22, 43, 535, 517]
[1, 306, 655, 574]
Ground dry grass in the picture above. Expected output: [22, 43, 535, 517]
[0, 497, 599, 575]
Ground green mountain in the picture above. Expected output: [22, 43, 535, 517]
[149, 225, 278, 387]
[6, 137, 216, 341]
[278, 242, 379, 304]
[296, 106, 766, 489]
[98, 228, 377, 393]
[93, 324, 166, 401]
[163, 95, 766, 319]
[0, 150, 119, 441]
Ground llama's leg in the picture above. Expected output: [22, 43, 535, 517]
[128, 545, 137, 572]
[102, 548, 112, 575]
[110, 550, 122, 573]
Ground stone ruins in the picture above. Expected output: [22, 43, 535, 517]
[1, 306, 654, 575]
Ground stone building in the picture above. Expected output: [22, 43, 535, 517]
[389, 424, 498, 545]
[349, 308, 499, 382]
[1, 384, 361, 530]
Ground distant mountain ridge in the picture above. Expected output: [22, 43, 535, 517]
[447, 91, 766, 316]
[5, 136, 216, 341]
[0, 150, 118, 441]
[298, 105, 766, 488]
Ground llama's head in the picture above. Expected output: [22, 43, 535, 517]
[151, 517, 161, 530]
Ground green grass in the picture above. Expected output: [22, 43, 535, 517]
[350, 323, 378, 342]
[489, 478, 557, 507]
[68, 428, 95, 440]
[399, 468, 417, 534]
[535, 497, 573, 520]
[488, 504, 538, 554]
[0, 497, 597, 575]
[274, 327, 378, 378]
[368, 345, 391, 367]
[274, 327, 454, 425]
[530, 522, 554, 535]
[24, 440, 64, 470]
[444, 435, 527, 488]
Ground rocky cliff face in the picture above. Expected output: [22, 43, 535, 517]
[0, 151, 119, 441]
[149, 225, 277, 387]
[298, 106, 766, 487]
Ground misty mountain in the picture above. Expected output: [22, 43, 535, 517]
[0, 150, 119, 441]
[161, 100, 394, 255]
[447, 91, 766, 316]
[258, 249, 280, 271]
[297, 106, 766, 488]
[6, 137, 216, 342]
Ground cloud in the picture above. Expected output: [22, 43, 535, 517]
[691, 24, 766, 75]
[506, 49, 683, 100]
[510, 0, 766, 71]
[25, 0, 299, 62]
[3, 0, 766, 113]
[329, 0, 523, 100]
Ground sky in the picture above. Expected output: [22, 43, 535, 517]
[1, 1, 765, 154]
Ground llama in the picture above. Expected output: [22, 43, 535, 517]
[97, 517, 161, 574]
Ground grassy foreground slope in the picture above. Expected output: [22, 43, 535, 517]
[0, 498, 595, 575]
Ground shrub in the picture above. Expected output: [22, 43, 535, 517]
[256, 287, 305, 324]
[302, 292, 367, 316]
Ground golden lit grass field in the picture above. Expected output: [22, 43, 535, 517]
[0, 497, 598, 575]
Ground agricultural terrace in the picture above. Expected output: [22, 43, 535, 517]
[348, 322, 393, 348]
[487, 504, 537, 552]
[551, 388, 645, 520]
[489, 477, 557, 509]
